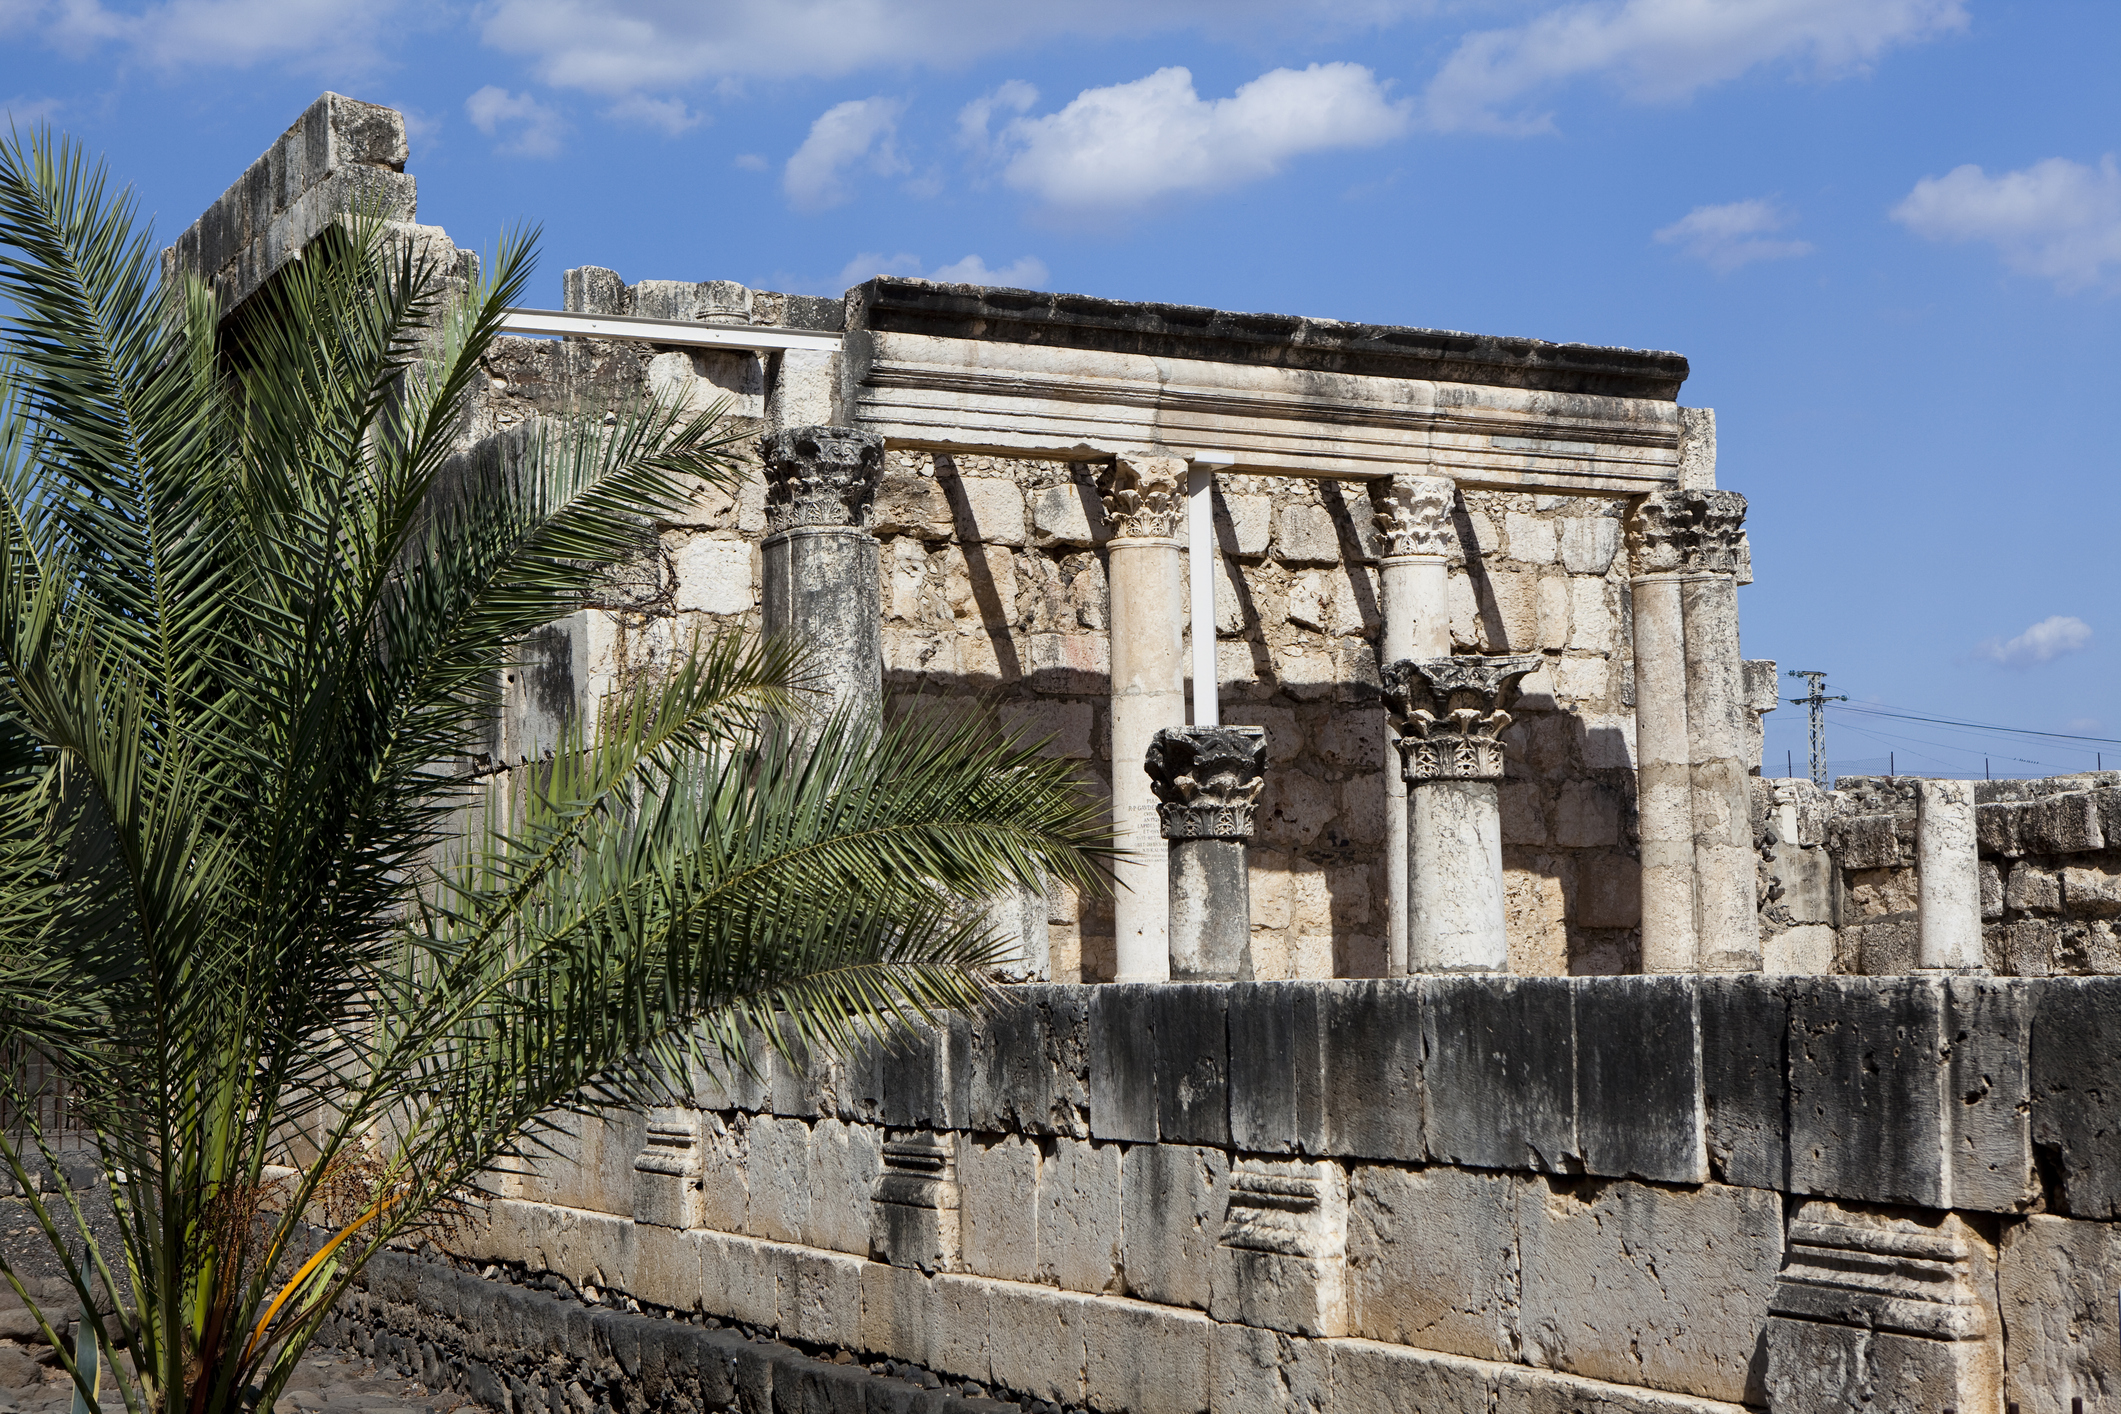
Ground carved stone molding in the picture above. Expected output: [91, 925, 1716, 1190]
[1381, 654, 1543, 784]
[761, 425, 885, 534]
[1211, 1158, 1349, 1337]
[869, 1132, 960, 1273]
[1764, 1201, 2000, 1413]
[1098, 451, 1186, 540]
[1628, 487, 1750, 578]
[1370, 473, 1456, 558]
[1146, 725, 1267, 841]
[630, 1110, 703, 1230]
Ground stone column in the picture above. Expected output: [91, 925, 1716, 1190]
[1628, 492, 1698, 974]
[760, 427, 885, 722]
[1384, 654, 1541, 973]
[1371, 473, 1456, 977]
[1916, 779, 1985, 971]
[1102, 451, 1188, 983]
[1683, 490, 1759, 971]
[1147, 725, 1266, 981]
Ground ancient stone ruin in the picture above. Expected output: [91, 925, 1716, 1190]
[167, 94, 2120, 1414]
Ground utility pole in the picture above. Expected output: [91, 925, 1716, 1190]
[1787, 670, 1846, 789]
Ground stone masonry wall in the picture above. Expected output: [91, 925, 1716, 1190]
[420, 977, 2121, 1414]
[462, 271, 1656, 979]
[1755, 771, 2121, 978]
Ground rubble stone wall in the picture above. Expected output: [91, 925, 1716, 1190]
[408, 977, 2121, 1414]
[1755, 772, 2121, 978]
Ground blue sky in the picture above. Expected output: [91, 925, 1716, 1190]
[5, 0, 2117, 782]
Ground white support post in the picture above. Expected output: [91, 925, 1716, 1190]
[1187, 456, 1232, 727]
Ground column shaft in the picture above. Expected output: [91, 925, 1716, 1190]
[759, 427, 885, 723]
[1631, 573, 1697, 972]
[1408, 779, 1507, 971]
[1103, 452, 1189, 983]
[1916, 779, 1985, 970]
[1682, 572, 1760, 971]
[1168, 839, 1253, 979]
[1148, 724, 1266, 981]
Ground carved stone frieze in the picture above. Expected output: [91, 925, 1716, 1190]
[1146, 725, 1267, 841]
[761, 425, 885, 534]
[1097, 451, 1186, 540]
[1381, 655, 1543, 784]
[1628, 487, 1750, 578]
[1370, 472, 1456, 558]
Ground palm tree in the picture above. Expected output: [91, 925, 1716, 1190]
[0, 132, 1108, 1414]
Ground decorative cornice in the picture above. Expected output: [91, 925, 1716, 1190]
[1769, 1204, 1989, 1342]
[1371, 473, 1456, 558]
[1098, 451, 1186, 540]
[760, 425, 885, 534]
[1146, 725, 1267, 841]
[1381, 654, 1542, 783]
[1628, 488, 1749, 578]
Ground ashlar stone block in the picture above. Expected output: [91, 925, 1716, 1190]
[1210, 1157, 1349, 1337]
[1082, 1297, 1215, 1414]
[1423, 976, 1577, 1173]
[805, 1117, 882, 1255]
[870, 1132, 960, 1273]
[744, 1115, 812, 1243]
[1319, 981, 1423, 1163]
[1519, 1177, 1781, 1405]
[1697, 975, 1791, 1191]
[2030, 977, 2121, 1217]
[977, 1276, 1091, 1408]
[959, 1132, 1041, 1283]
[1346, 1164, 1520, 1361]
[1120, 1142, 1229, 1310]
[1998, 1213, 2121, 1413]
[1038, 1136, 1124, 1294]
[969, 985, 1090, 1137]
[1209, 1320, 1330, 1414]
[1228, 981, 1330, 1155]
[1576, 977, 1706, 1184]
[1329, 1339, 1499, 1414]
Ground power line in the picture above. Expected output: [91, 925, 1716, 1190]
[1831, 703, 2121, 747]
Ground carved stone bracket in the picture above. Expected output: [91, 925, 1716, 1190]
[761, 425, 885, 534]
[1381, 654, 1543, 784]
[1098, 451, 1186, 540]
[1370, 472, 1456, 558]
[1628, 488, 1750, 579]
[1146, 725, 1267, 840]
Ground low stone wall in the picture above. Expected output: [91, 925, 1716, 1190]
[415, 978, 2121, 1413]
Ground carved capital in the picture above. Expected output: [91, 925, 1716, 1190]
[1370, 473, 1456, 558]
[1381, 654, 1542, 783]
[1098, 452, 1186, 540]
[1628, 488, 1750, 578]
[761, 425, 885, 534]
[1146, 725, 1267, 840]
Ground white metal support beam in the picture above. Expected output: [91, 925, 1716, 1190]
[1187, 453, 1235, 727]
[498, 307, 843, 354]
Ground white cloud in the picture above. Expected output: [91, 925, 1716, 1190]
[466, 86, 566, 158]
[1, 95, 62, 125]
[1424, 0, 1967, 134]
[829, 250, 1049, 291]
[1654, 198, 1813, 272]
[957, 79, 1037, 152]
[990, 64, 1411, 213]
[1976, 615, 2094, 670]
[733, 153, 768, 172]
[605, 93, 702, 135]
[1892, 156, 2121, 293]
[783, 97, 906, 212]
[476, 1, 1425, 95]
[26, 0, 402, 71]
[927, 253, 1049, 287]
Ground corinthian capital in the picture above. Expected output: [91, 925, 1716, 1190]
[1628, 488, 1749, 577]
[1371, 473, 1456, 558]
[1381, 654, 1541, 783]
[760, 426, 885, 534]
[1146, 725, 1267, 840]
[1098, 452, 1186, 540]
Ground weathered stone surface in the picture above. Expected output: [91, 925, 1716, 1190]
[1081, 1295, 1215, 1414]
[840, 1013, 971, 1130]
[1576, 977, 1705, 1183]
[1494, 1360, 1754, 1413]
[1087, 983, 1230, 1145]
[1787, 977, 1948, 1208]
[1211, 1158, 1350, 1337]
[968, 985, 1089, 1136]
[1320, 980, 1423, 1162]
[1998, 1213, 2121, 1412]
[1519, 1178, 1781, 1405]
[1939, 976, 2036, 1212]
[1209, 1321, 1330, 1414]
[1228, 981, 1330, 1154]
[1121, 1143, 1228, 1310]
[1423, 976, 1577, 1172]
[2030, 977, 2121, 1217]
[1088, 983, 1161, 1143]
[958, 1132, 1041, 1283]
[1346, 1164, 1519, 1361]
[1038, 1137, 1124, 1294]
[1697, 975, 1791, 1191]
